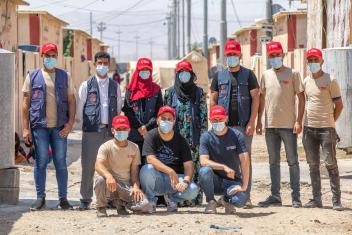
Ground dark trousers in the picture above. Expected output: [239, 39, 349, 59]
[303, 127, 341, 203]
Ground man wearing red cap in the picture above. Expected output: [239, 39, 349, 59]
[199, 105, 250, 214]
[22, 42, 76, 210]
[77, 51, 122, 210]
[210, 40, 259, 208]
[257, 41, 305, 208]
[140, 105, 199, 213]
[94, 115, 149, 217]
[302, 48, 343, 210]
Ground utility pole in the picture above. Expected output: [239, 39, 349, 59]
[182, 0, 185, 57]
[172, 0, 177, 58]
[135, 34, 140, 60]
[116, 28, 122, 62]
[90, 11, 93, 36]
[186, 0, 191, 53]
[97, 22, 106, 41]
[203, 0, 208, 58]
[149, 39, 154, 59]
[177, 0, 180, 58]
[166, 15, 171, 59]
[219, 0, 227, 65]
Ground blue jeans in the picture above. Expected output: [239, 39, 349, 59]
[265, 128, 300, 201]
[32, 127, 68, 198]
[140, 164, 199, 203]
[199, 167, 248, 207]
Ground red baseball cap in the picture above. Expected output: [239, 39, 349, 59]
[267, 41, 283, 55]
[41, 43, 58, 55]
[176, 60, 193, 72]
[157, 105, 175, 118]
[112, 115, 130, 129]
[209, 105, 227, 120]
[137, 57, 153, 70]
[225, 40, 241, 56]
[306, 48, 323, 60]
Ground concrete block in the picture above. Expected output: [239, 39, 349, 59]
[0, 49, 15, 169]
[0, 168, 20, 205]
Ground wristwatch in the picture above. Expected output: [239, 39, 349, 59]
[183, 179, 190, 185]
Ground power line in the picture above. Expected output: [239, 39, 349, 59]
[104, 0, 148, 23]
[230, 0, 242, 27]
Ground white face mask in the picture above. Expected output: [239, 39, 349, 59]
[212, 122, 226, 133]
[139, 70, 151, 80]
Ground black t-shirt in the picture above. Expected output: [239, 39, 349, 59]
[142, 128, 192, 174]
[210, 69, 259, 126]
[199, 128, 247, 181]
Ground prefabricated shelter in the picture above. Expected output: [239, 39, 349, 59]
[63, 28, 92, 90]
[272, 10, 307, 53]
[17, 10, 68, 66]
[0, 0, 29, 52]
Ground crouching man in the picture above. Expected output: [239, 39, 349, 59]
[140, 106, 199, 213]
[199, 105, 250, 214]
[94, 115, 149, 217]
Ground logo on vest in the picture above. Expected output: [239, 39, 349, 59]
[319, 86, 327, 90]
[280, 80, 289, 84]
[33, 89, 41, 98]
[88, 93, 97, 103]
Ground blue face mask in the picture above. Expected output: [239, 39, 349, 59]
[114, 131, 129, 141]
[159, 120, 173, 133]
[212, 122, 226, 133]
[43, 57, 57, 70]
[308, 63, 321, 73]
[139, 70, 151, 80]
[269, 57, 283, 69]
[226, 56, 240, 68]
[179, 71, 191, 83]
[96, 65, 109, 76]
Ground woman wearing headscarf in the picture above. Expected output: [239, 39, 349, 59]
[122, 58, 163, 164]
[164, 60, 208, 205]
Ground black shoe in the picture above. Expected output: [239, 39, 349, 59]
[30, 196, 46, 211]
[79, 201, 91, 210]
[292, 200, 302, 208]
[332, 202, 343, 211]
[303, 199, 323, 208]
[59, 197, 73, 210]
[258, 195, 282, 208]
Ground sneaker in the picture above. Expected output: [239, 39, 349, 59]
[258, 196, 282, 208]
[205, 200, 217, 214]
[223, 199, 236, 214]
[332, 202, 343, 211]
[79, 201, 91, 210]
[58, 197, 73, 210]
[164, 195, 178, 212]
[303, 199, 323, 208]
[243, 198, 253, 209]
[130, 198, 150, 213]
[117, 206, 129, 215]
[292, 200, 302, 208]
[96, 207, 108, 217]
[30, 196, 46, 211]
[148, 201, 157, 214]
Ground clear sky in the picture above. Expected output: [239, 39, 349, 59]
[20, 0, 305, 62]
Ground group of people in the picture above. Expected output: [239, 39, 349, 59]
[21, 39, 344, 217]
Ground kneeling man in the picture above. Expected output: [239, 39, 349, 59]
[199, 105, 250, 214]
[94, 115, 149, 217]
[140, 105, 199, 213]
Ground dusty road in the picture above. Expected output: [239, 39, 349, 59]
[1, 131, 352, 235]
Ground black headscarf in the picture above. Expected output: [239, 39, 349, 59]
[174, 71, 197, 103]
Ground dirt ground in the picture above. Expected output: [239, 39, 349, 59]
[1, 131, 352, 235]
